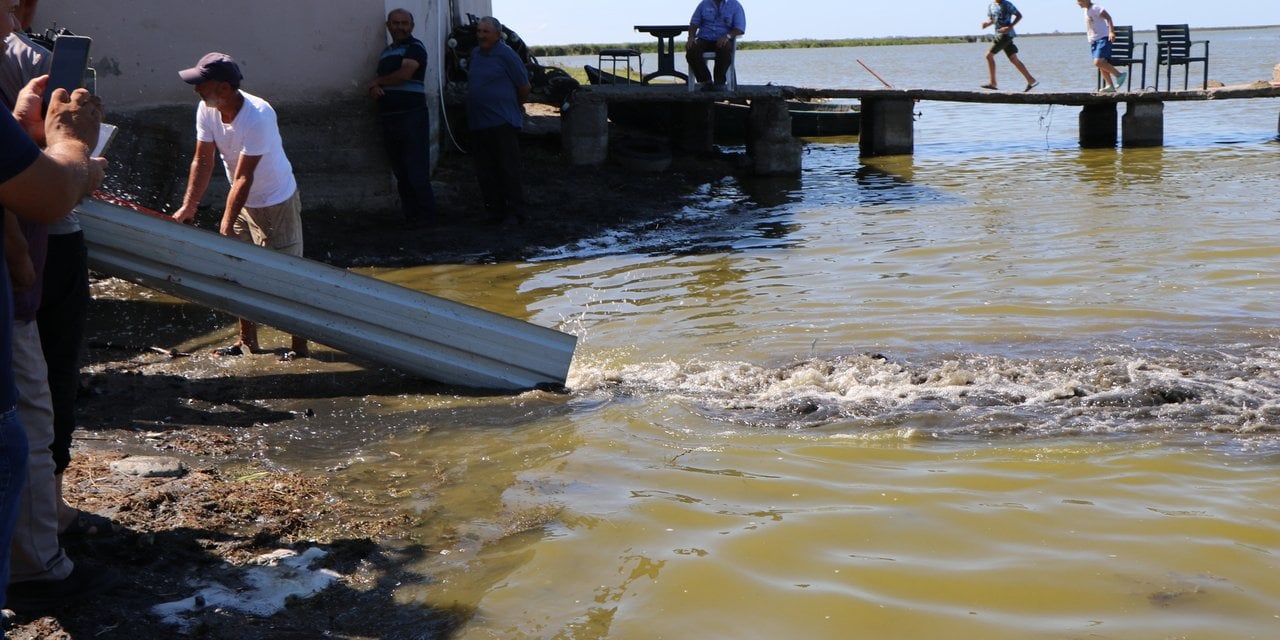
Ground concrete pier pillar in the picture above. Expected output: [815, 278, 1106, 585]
[858, 97, 914, 157]
[1121, 101, 1164, 147]
[1079, 103, 1117, 148]
[561, 100, 609, 165]
[746, 97, 802, 175]
[675, 103, 714, 155]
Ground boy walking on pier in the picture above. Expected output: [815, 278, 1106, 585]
[1078, 0, 1126, 91]
[980, 0, 1038, 91]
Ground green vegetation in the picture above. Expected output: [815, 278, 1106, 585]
[528, 35, 979, 58]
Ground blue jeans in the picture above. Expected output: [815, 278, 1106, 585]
[379, 107, 438, 222]
[0, 407, 30, 614]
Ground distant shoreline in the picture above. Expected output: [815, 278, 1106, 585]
[526, 24, 1279, 58]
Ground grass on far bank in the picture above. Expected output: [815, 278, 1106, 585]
[528, 35, 982, 58]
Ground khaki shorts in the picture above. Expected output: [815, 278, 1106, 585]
[233, 189, 303, 257]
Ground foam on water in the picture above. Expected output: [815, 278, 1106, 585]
[568, 343, 1280, 440]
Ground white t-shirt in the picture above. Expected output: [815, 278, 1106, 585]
[1085, 5, 1110, 43]
[195, 90, 297, 209]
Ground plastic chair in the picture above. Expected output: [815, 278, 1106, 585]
[686, 38, 737, 92]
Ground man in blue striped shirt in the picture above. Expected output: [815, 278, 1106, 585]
[368, 8, 437, 226]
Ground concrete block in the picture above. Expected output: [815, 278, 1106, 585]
[859, 97, 915, 157]
[1122, 101, 1164, 147]
[1079, 103, 1117, 148]
[561, 101, 609, 165]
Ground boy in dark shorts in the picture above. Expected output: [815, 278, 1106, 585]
[980, 0, 1038, 91]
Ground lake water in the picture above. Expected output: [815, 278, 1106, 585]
[183, 29, 1280, 638]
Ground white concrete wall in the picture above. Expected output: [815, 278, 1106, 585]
[35, 0, 492, 109]
[31, 0, 492, 213]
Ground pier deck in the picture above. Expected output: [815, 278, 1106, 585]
[563, 81, 1280, 170]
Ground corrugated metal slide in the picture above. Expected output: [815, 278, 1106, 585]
[77, 198, 576, 390]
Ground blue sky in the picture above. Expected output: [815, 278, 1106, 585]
[493, 1, 1276, 45]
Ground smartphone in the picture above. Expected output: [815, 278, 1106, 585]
[41, 35, 92, 115]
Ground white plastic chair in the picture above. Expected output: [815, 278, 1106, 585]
[687, 38, 737, 92]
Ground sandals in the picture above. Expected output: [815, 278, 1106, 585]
[979, 83, 998, 90]
[211, 343, 245, 357]
[60, 510, 116, 538]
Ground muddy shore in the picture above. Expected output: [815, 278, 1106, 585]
[7, 121, 747, 638]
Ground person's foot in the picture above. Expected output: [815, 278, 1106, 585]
[211, 343, 245, 357]
[979, 83, 998, 90]
[1024, 80, 1039, 92]
[1114, 71, 1128, 89]
[1098, 85, 1116, 93]
[278, 349, 308, 363]
[6, 564, 120, 612]
[58, 510, 116, 538]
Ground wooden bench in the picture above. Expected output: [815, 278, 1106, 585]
[1155, 24, 1209, 91]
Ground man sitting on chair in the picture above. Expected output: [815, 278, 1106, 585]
[685, 0, 745, 91]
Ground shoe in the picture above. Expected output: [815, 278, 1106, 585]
[1114, 71, 1128, 89]
[979, 83, 998, 90]
[6, 564, 120, 612]
[277, 350, 299, 362]
[210, 343, 244, 357]
[1024, 80, 1039, 92]
[59, 510, 116, 538]
[1098, 86, 1116, 93]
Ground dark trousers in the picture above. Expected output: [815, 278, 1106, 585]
[469, 124, 524, 221]
[36, 231, 89, 475]
[686, 38, 734, 85]
[379, 107, 437, 221]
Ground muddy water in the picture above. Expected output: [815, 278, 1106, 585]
[112, 29, 1280, 638]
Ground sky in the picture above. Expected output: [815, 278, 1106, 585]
[492, 1, 1277, 45]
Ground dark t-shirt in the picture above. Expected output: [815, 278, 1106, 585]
[0, 112, 42, 409]
[376, 36, 428, 114]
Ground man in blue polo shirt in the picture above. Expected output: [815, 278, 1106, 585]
[686, 0, 746, 91]
[465, 16, 530, 227]
[367, 8, 437, 226]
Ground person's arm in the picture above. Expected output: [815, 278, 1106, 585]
[367, 58, 421, 98]
[1008, 9, 1022, 31]
[171, 139, 217, 224]
[3, 211, 36, 293]
[220, 152, 261, 236]
[1100, 9, 1116, 41]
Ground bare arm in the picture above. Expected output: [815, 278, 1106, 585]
[1100, 9, 1116, 40]
[171, 140, 217, 224]
[367, 58, 421, 98]
[219, 153, 262, 236]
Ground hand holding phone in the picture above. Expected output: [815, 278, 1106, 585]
[42, 35, 92, 116]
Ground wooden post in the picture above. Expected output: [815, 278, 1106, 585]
[561, 100, 609, 165]
[859, 97, 914, 157]
[1078, 103, 1117, 148]
[746, 97, 801, 175]
[1121, 101, 1163, 147]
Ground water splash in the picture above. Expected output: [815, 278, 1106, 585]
[569, 345, 1280, 438]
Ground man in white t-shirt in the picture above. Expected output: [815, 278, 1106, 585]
[1077, 0, 1125, 92]
[172, 52, 307, 361]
